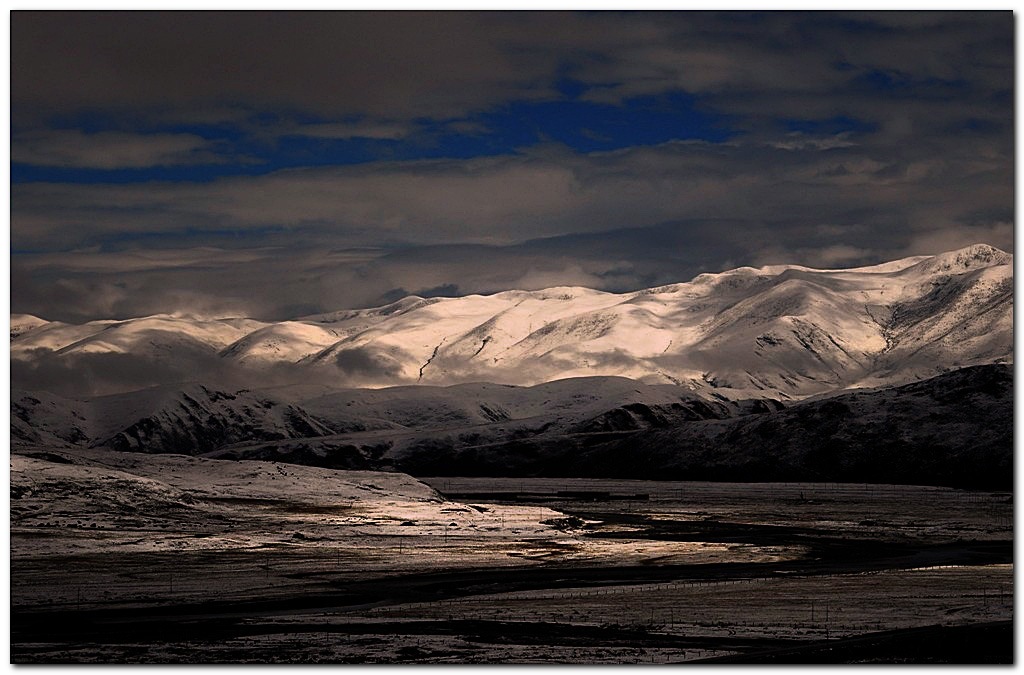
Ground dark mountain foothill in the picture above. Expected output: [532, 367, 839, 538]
[13, 364, 1012, 490]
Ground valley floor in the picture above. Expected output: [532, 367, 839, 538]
[10, 453, 1013, 664]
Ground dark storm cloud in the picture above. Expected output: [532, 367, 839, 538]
[13, 136, 1011, 251]
[11, 209, 1011, 326]
[11, 128, 1012, 321]
[10, 345, 238, 397]
[333, 346, 409, 382]
[11, 342, 393, 397]
[13, 12, 1009, 121]
[10, 11, 1013, 322]
[11, 11, 570, 122]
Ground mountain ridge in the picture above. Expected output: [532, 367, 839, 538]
[11, 244, 1012, 400]
[12, 364, 1010, 490]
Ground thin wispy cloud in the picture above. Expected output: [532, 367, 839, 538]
[11, 130, 224, 169]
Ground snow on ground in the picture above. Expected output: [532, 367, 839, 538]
[11, 448, 551, 559]
[12, 449, 802, 575]
[220, 321, 343, 364]
[11, 315, 266, 357]
[11, 449, 810, 614]
[12, 467, 1011, 663]
[10, 313, 49, 339]
[12, 467, 1011, 664]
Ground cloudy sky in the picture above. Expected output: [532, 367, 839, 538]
[11, 11, 1013, 322]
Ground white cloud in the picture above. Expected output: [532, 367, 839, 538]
[11, 130, 221, 169]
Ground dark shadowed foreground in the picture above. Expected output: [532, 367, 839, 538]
[11, 451, 1012, 664]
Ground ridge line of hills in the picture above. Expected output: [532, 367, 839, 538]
[12, 363, 1012, 490]
[10, 243, 1013, 401]
[11, 244, 1013, 489]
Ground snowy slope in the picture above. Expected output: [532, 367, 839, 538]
[11, 314, 266, 358]
[10, 450, 445, 528]
[300, 376, 733, 428]
[10, 314, 49, 340]
[11, 363, 1011, 488]
[10, 244, 1013, 399]
[218, 365, 1013, 490]
[12, 377, 743, 460]
[10, 384, 354, 455]
[219, 321, 342, 365]
[11, 448, 570, 561]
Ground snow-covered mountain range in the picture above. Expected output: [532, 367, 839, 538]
[11, 245, 1013, 488]
[11, 244, 1012, 400]
[11, 364, 1012, 489]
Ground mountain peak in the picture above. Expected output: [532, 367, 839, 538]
[913, 243, 1012, 275]
[10, 314, 49, 341]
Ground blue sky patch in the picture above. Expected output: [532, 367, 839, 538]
[782, 115, 876, 136]
[13, 91, 736, 185]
